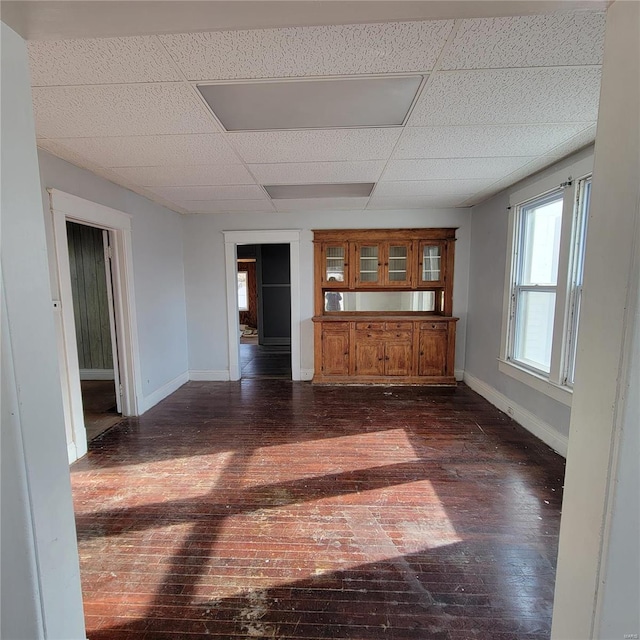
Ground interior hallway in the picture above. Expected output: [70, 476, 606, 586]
[71, 381, 564, 639]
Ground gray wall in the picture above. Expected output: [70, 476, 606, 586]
[67, 221, 113, 371]
[465, 146, 594, 442]
[38, 149, 189, 401]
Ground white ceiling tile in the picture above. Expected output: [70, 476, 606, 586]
[409, 67, 601, 126]
[28, 36, 181, 86]
[44, 134, 240, 167]
[228, 129, 401, 164]
[111, 164, 255, 187]
[440, 12, 606, 70]
[148, 185, 266, 201]
[37, 139, 188, 213]
[32, 84, 219, 138]
[160, 21, 453, 80]
[273, 197, 369, 212]
[374, 179, 489, 198]
[382, 157, 534, 182]
[249, 161, 386, 185]
[368, 196, 467, 209]
[544, 124, 597, 157]
[395, 124, 592, 159]
[184, 200, 276, 214]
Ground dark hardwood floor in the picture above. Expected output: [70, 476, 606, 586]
[240, 343, 292, 379]
[71, 381, 565, 640]
[81, 379, 123, 441]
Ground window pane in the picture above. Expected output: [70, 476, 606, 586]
[388, 245, 408, 281]
[422, 245, 441, 281]
[359, 245, 379, 283]
[237, 271, 248, 311]
[325, 245, 345, 282]
[521, 195, 563, 285]
[514, 290, 556, 373]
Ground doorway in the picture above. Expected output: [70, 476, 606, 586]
[237, 244, 292, 379]
[223, 230, 302, 381]
[66, 221, 122, 441]
[50, 189, 141, 462]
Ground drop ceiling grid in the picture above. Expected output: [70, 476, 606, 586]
[27, 12, 606, 214]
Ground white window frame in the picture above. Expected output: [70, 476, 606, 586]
[563, 176, 591, 387]
[499, 157, 593, 406]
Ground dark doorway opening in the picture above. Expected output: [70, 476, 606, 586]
[237, 244, 291, 379]
[67, 221, 122, 441]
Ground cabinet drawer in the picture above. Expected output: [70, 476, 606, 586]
[386, 322, 413, 331]
[419, 321, 448, 331]
[355, 321, 385, 331]
[387, 331, 413, 341]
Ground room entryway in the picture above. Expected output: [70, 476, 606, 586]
[237, 243, 292, 380]
[66, 221, 122, 441]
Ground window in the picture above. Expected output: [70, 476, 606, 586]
[502, 169, 592, 401]
[564, 177, 591, 385]
[237, 271, 249, 311]
[510, 190, 563, 374]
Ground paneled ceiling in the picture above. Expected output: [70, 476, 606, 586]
[28, 10, 605, 214]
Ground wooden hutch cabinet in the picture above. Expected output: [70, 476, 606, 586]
[313, 228, 457, 385]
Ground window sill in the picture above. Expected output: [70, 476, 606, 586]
[498, 359, 573, 407]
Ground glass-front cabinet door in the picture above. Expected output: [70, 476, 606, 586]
[418, 241, 445, 287]
[354, 242, 381, 286]
[384, 242, 413, 287]
[321, 242, 349, 286]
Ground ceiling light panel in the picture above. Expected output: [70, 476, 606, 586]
[440, 12, 606, 70]
[265, 183, 374, 200]
[409, 67, 601, 127]
[111, 164, 255, 187]
[274, 198, 370, 212]
[249, 161, 385, 185]
[40, 134, 240, 168]
[228, 129, 401, 164]
[160, 21, 454, 80]
[382, 157, 535, 182]
[32, 84, 220, 138]
[28, 37, 181, 86]
[395, 123, 592, 159]
[199, 76, 422, 131]
[148, 185, 266, 201]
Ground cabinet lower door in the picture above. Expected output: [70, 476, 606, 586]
[354, 339, 385, 376]
[321, 327, 350, 376]
[385, 341, 413, 376]
[418, 327, 448, 376]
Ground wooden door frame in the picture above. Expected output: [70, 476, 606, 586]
[223, 230, 301, 381]
[49, 189, 142, 462]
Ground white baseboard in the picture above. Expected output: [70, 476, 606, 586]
[189, 369, 230, 381]
[299, 369, 314, 381]
[455, 369, 464, 381]
[80, 368, 114, 380]
[463, 371, 568, 457]
[139, 371, 189, 414]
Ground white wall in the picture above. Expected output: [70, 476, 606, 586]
[0, 22, 85, 639]
[183, 209, 471, 378]
[552, 1, 640, 637]
[464, 146, 595, 454]
[38, 149, 190, 405]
